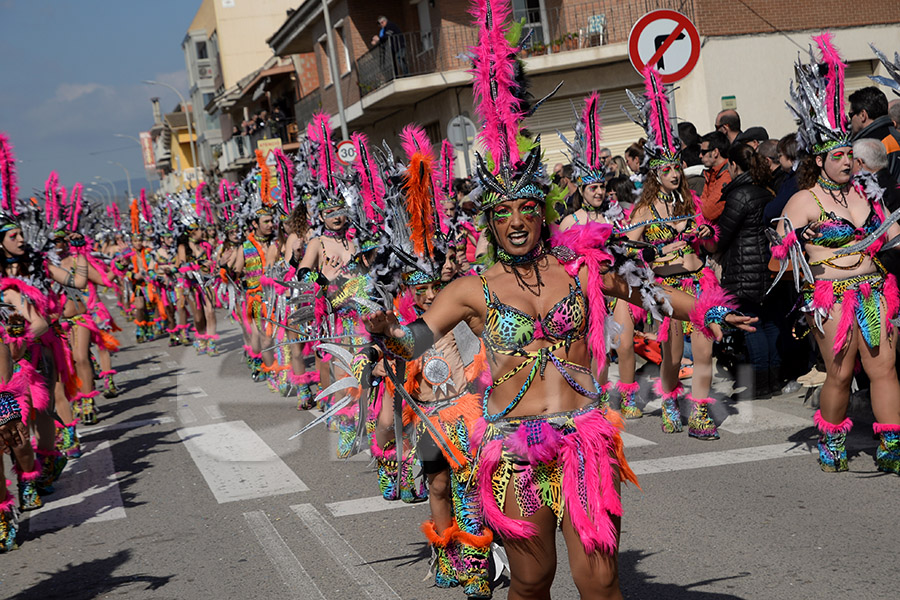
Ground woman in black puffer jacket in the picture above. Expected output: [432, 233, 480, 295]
[716, 143, 780, 398]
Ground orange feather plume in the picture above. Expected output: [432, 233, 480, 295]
[404, 152, 435, 259]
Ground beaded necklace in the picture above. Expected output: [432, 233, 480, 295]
[497, 243, 546, 296]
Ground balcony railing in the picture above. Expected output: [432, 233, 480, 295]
[295, 89, 322, 131]
[355, 0, 694, 98]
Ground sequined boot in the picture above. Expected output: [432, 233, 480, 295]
[77, 390, 100, 425]
[687, 395, 720, 440]
[56, 421, 82, 458]
[656, 381, 683, 433]
[35, 448, 68, 494]
[454, 527, 494, 599]
[206, 335, 220, 357]
[250, 357, 264, 382]
[100, 370, 119, 399]
[168, 328, 179, 347]
[617, 381, 642, 419]
[296, 384, 315, 410]
[814, 410, 852, 472]
[373, 441, 402, 501]
[180, 325, 192, 346]
[422, 520, 461, 588]
[193, 337, 208, 355]
[14, 465, 42, 511]
[873, 423, 900, 474]
[0, 491, 18, 553]
[336, 408, 357, 459]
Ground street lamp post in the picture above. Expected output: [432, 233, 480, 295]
[142, 79, 199, 187]
[94, 176, 116, 203]
[114, 133, 157, 194]
[108, 161, 133, 201]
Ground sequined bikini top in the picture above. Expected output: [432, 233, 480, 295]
[808, 190, 881, 249]
[480, 275, 587, 356]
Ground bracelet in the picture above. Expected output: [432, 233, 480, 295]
[0, 391, 22, 427]
[704, 305, 734, 331]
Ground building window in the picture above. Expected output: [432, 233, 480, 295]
[196, 40, 208, 60]
[334, 22, 351, 76]
[512, 0, 544, 47]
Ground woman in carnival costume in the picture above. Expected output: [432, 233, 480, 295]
[623, 66, 723, 440]
[556, 93, 644, 419]
[772, 34, 900, 473]
[364, 2, 755, 598]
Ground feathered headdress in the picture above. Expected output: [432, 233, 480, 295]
[623, 66, 681, 169]
[786, 32, 851, 155]
[869, 44, 900, 97]
[0, 133, 19, 216]
[470, 0, 546, 211]
[351, 132, 385, 224]
[559, 91, 610, 184]
[270, 148, 296, 218]
[307, 112, 344, 213]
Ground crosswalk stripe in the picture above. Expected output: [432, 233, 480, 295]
[244, 510, 327, 600]
[628, 442, 812, 475]
[27, 441, 126, 532]
[717, 401, 810, 434]
[80, 417, 176, 436]
[291, 504, 401, 600]
[620, 431, 656, 447]
[178, 420, 308, 503]
[325, 495, 425, 518]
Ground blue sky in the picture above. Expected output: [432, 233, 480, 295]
[0, 0, 199, 199]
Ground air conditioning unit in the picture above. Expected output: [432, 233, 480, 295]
[198, 65, 213, 80]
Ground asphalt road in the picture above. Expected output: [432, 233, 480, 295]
[2, 316, 897, 600]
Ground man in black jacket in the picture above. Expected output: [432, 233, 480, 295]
[849, 86, 900, 180]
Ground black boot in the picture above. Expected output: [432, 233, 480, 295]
[768, 367, 783, 396]
[754, 370, 772, 399]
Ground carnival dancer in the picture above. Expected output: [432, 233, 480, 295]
[233, 161, 281, 382]
[177, 211, 219, 355]
[772, 34, 900, 473]
[557, 93, 643, 419]
[364, 3, 755, 597]
[154, 228, 182, 346]
[623, 67, 722, 439]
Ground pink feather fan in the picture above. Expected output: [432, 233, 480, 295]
[44, 172, 60, 225]
[271, 148, 296, 216]
[351, 132, 385, 222]
[470, 0, 521, 172]
[0, 133, 19, 215]
[813, 32, 848, 133]
[69, 182, 84, 230]
[139, 188, 152, 223]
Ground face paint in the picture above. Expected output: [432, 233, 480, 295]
[829, 149, 852, 162]
[520, 200, 540, 218]
[659, 164, 681, 176]
[491, 206, 512, 223]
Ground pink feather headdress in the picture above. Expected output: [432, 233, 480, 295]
[44, 172, 61, 226]
[786, 32, 851, 154]
[351, 132, 385, 223]
[0, 133, 19, 215]
[69, 182, 84, 231]
[270, 148, 296, 217]
[469, 0, 520, 175]
[307, 112, 339, 193]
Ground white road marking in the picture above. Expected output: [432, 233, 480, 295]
[244, 510, 326, 600]
[185, 386, 208, 398]
[205, 405, 225, 420]
[28, 441, 126, 532]
[291, 504, 401, 600]
[718, 402, 810, 434]
[621, 431, 657, 447]
[165, 360, 180, 369]
[177, 408, 197, 423]
[148, 365, 161, 372]
[629, 442, 812, 475]
[326, 495, 426, 518]
[80, 417, 175, 436]
[178, 421, 308, 503]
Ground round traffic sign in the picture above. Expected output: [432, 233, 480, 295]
[336, 140, 357, 166]
[446, 116, 476, 152]
[628, 10, 700, 84]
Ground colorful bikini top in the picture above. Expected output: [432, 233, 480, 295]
[642, 204, 699, 246]
[808, 190, 882, 249]
[480, 271, 600, 422]
[481, 275, 587, 354]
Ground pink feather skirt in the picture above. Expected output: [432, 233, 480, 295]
[470, 401, 638, 555]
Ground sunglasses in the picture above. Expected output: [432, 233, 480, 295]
[699, 148, 711, 155]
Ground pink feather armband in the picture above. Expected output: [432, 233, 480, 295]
[688, 283, 738, 339]
[771, 230, 797, 261]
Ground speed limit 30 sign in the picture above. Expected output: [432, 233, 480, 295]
[628, 10, 700, 84]
[336, 140, 358, 166]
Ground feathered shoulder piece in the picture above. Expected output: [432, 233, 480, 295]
[559, 91, 609, 185]
[786, 32, 851, 155]
[0, 133, 18, 216]
[623, 66, 680, 169]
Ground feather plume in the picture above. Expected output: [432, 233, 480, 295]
[436, 139, 455, 234]
[814, 32, 847, 132]
[0, 133, 19, 215]
[271, 148, 296, 216]
[255, 150, 271, 206]
[582, 91, 603, 170]
[44, 172, 59, 225]
[130, 197, 139, 234]
[470, 0, 521, 174]
[307, 112, 338, 191]
[69, 182, 83, 230]
[351, 132, 385, 222]
[642, 66, 675, 155]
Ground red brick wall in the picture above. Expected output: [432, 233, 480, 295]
[295, 52, 319, 98]
[694, 0, 900, 36]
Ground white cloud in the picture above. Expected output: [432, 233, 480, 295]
[54, 82, 113, 102]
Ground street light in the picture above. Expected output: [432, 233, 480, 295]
[114, 133, 158, 194]
[108, 161, 133, 201]
[94, 176, 117, 203]
[142, 79, 199, 187]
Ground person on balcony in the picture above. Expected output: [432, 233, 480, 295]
[371, 15, 408, 77]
